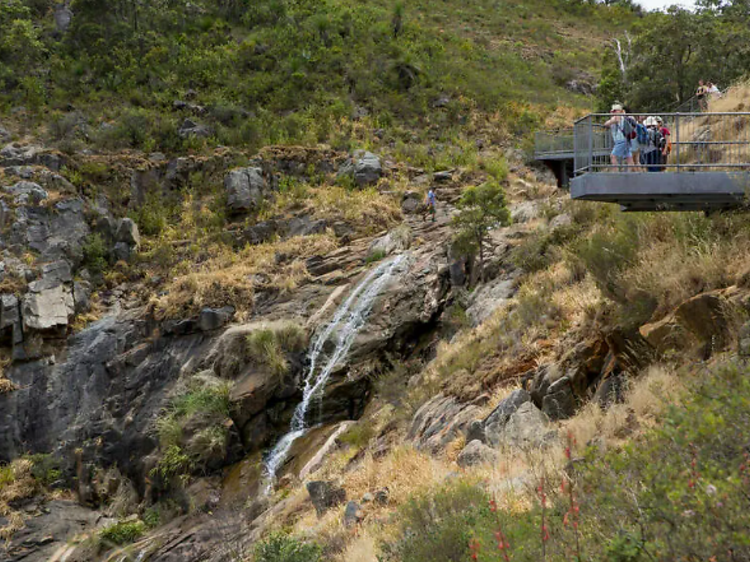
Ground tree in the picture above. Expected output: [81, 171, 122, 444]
[452, 181, 511, 283]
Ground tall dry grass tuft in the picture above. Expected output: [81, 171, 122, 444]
[337, 531, 380, 562]
[155, 233, 339, 319]
[342, 447, 450, 506]
[563, 363, 683, 454]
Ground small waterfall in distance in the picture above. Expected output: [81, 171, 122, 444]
[262, 253, 407, 491]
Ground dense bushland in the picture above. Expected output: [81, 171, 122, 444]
[0, 0, 639, 152]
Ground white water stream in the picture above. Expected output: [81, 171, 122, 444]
[262, 254, 407, 490]
[614, 32, 632, 82]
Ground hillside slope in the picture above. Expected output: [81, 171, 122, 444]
[4, 2, 750, 562]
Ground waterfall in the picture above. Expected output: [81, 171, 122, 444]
[262, 254, 407, 489]
[614, 32, 631, 83]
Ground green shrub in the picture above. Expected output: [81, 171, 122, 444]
[153, 445, 192, 481]
[254, 532, 323, 562]
[338, 421, 375, 448]
[246, 324, 306, 378]
[381, 481, 488, 562]
[82, 233, 109, 275]
[25, 454, 61, 486]
[153, 380, 231, 481]
[99, 520, 146, 546]
[365, 249, 387, 264]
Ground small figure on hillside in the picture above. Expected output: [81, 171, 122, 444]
[604, 103, 636, 172]
[423, 188, 437, 222]
[707, 81, 722, 101]
[696, 80, 709, 111]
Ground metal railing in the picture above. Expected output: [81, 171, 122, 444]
[573, 112, 750, 174]
[534, 129, 575, 158]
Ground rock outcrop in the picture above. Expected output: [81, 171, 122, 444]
[337, 151, 382, 187]
[224, 167, 268, 214]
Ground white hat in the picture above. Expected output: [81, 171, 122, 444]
[644, 116, 657, 126]
[611, 103, 624, 112]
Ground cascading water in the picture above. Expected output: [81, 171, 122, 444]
[262, 254, 407, 490]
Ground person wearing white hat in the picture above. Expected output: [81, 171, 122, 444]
[642, 117, 665, 172]
[603, 103, 636, 171]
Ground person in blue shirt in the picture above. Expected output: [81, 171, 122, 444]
[604, 103, 636, 171]
[424, 188, 436, 222]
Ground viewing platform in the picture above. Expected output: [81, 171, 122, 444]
[536, 112, 750, 212]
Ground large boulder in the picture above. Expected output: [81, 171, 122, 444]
[541, 376, 577, 421]
[8, 198, 89, 263]
[338, 151, 382, 187]
[116, 218, 141, 249]
[465, 272, 519, 326]
[408, 393, 483, 454]
[457, 439, 498, 468]
[224, 167, 267, 214]
[21, 282, 74, 332]
[401, 191, 423, 214]
[502, 402, 555, 448]
[640, 290, 737, 357]
[178, 118, 212, 138]
[483, 389, 531, 447]
[367, 226, 412, 259]
[3, 181, 48, 205]
[307, 480, 346, 517]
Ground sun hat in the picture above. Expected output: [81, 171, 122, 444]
[644, 116, 657, 126]
[611, 103, 624, 112]
[654, 116, 664, 124]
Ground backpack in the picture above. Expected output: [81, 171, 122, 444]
[636, 122, 649, 145]
[648, 127, 664, 151]
[621, 116, 637, 140]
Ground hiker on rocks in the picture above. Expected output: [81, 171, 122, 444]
[423, 188, 437, 222]
[604, 103, 636, 171]
[696, 80, 708, 111]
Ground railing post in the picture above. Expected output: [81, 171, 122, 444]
[573, 120, 578, 175]
[588, 116, 594, 173]
[675, 114, 680, 171]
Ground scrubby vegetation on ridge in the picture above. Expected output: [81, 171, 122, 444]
[0, 0, 640, 154]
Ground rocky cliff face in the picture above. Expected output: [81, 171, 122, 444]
[0, 134, 480, 559]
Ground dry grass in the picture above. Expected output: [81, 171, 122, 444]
[337, 531, 379, 562]
[310, 187, 402, 235]
[0, 459, 38, 541]
[342, 447, 450, 506]
[670, 80, 750, 168]
[709, 79, 750, 113]
[154, 233, 339, 319]
[563, 364, 683, 454]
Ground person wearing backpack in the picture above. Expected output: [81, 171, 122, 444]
[642, 117, 665, 172]
[633, 115, 650, 172]
[655, 116, 671, 170]
[604, 103, 636, 171]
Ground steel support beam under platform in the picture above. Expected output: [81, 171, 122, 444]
[571, 172, 750, 212]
